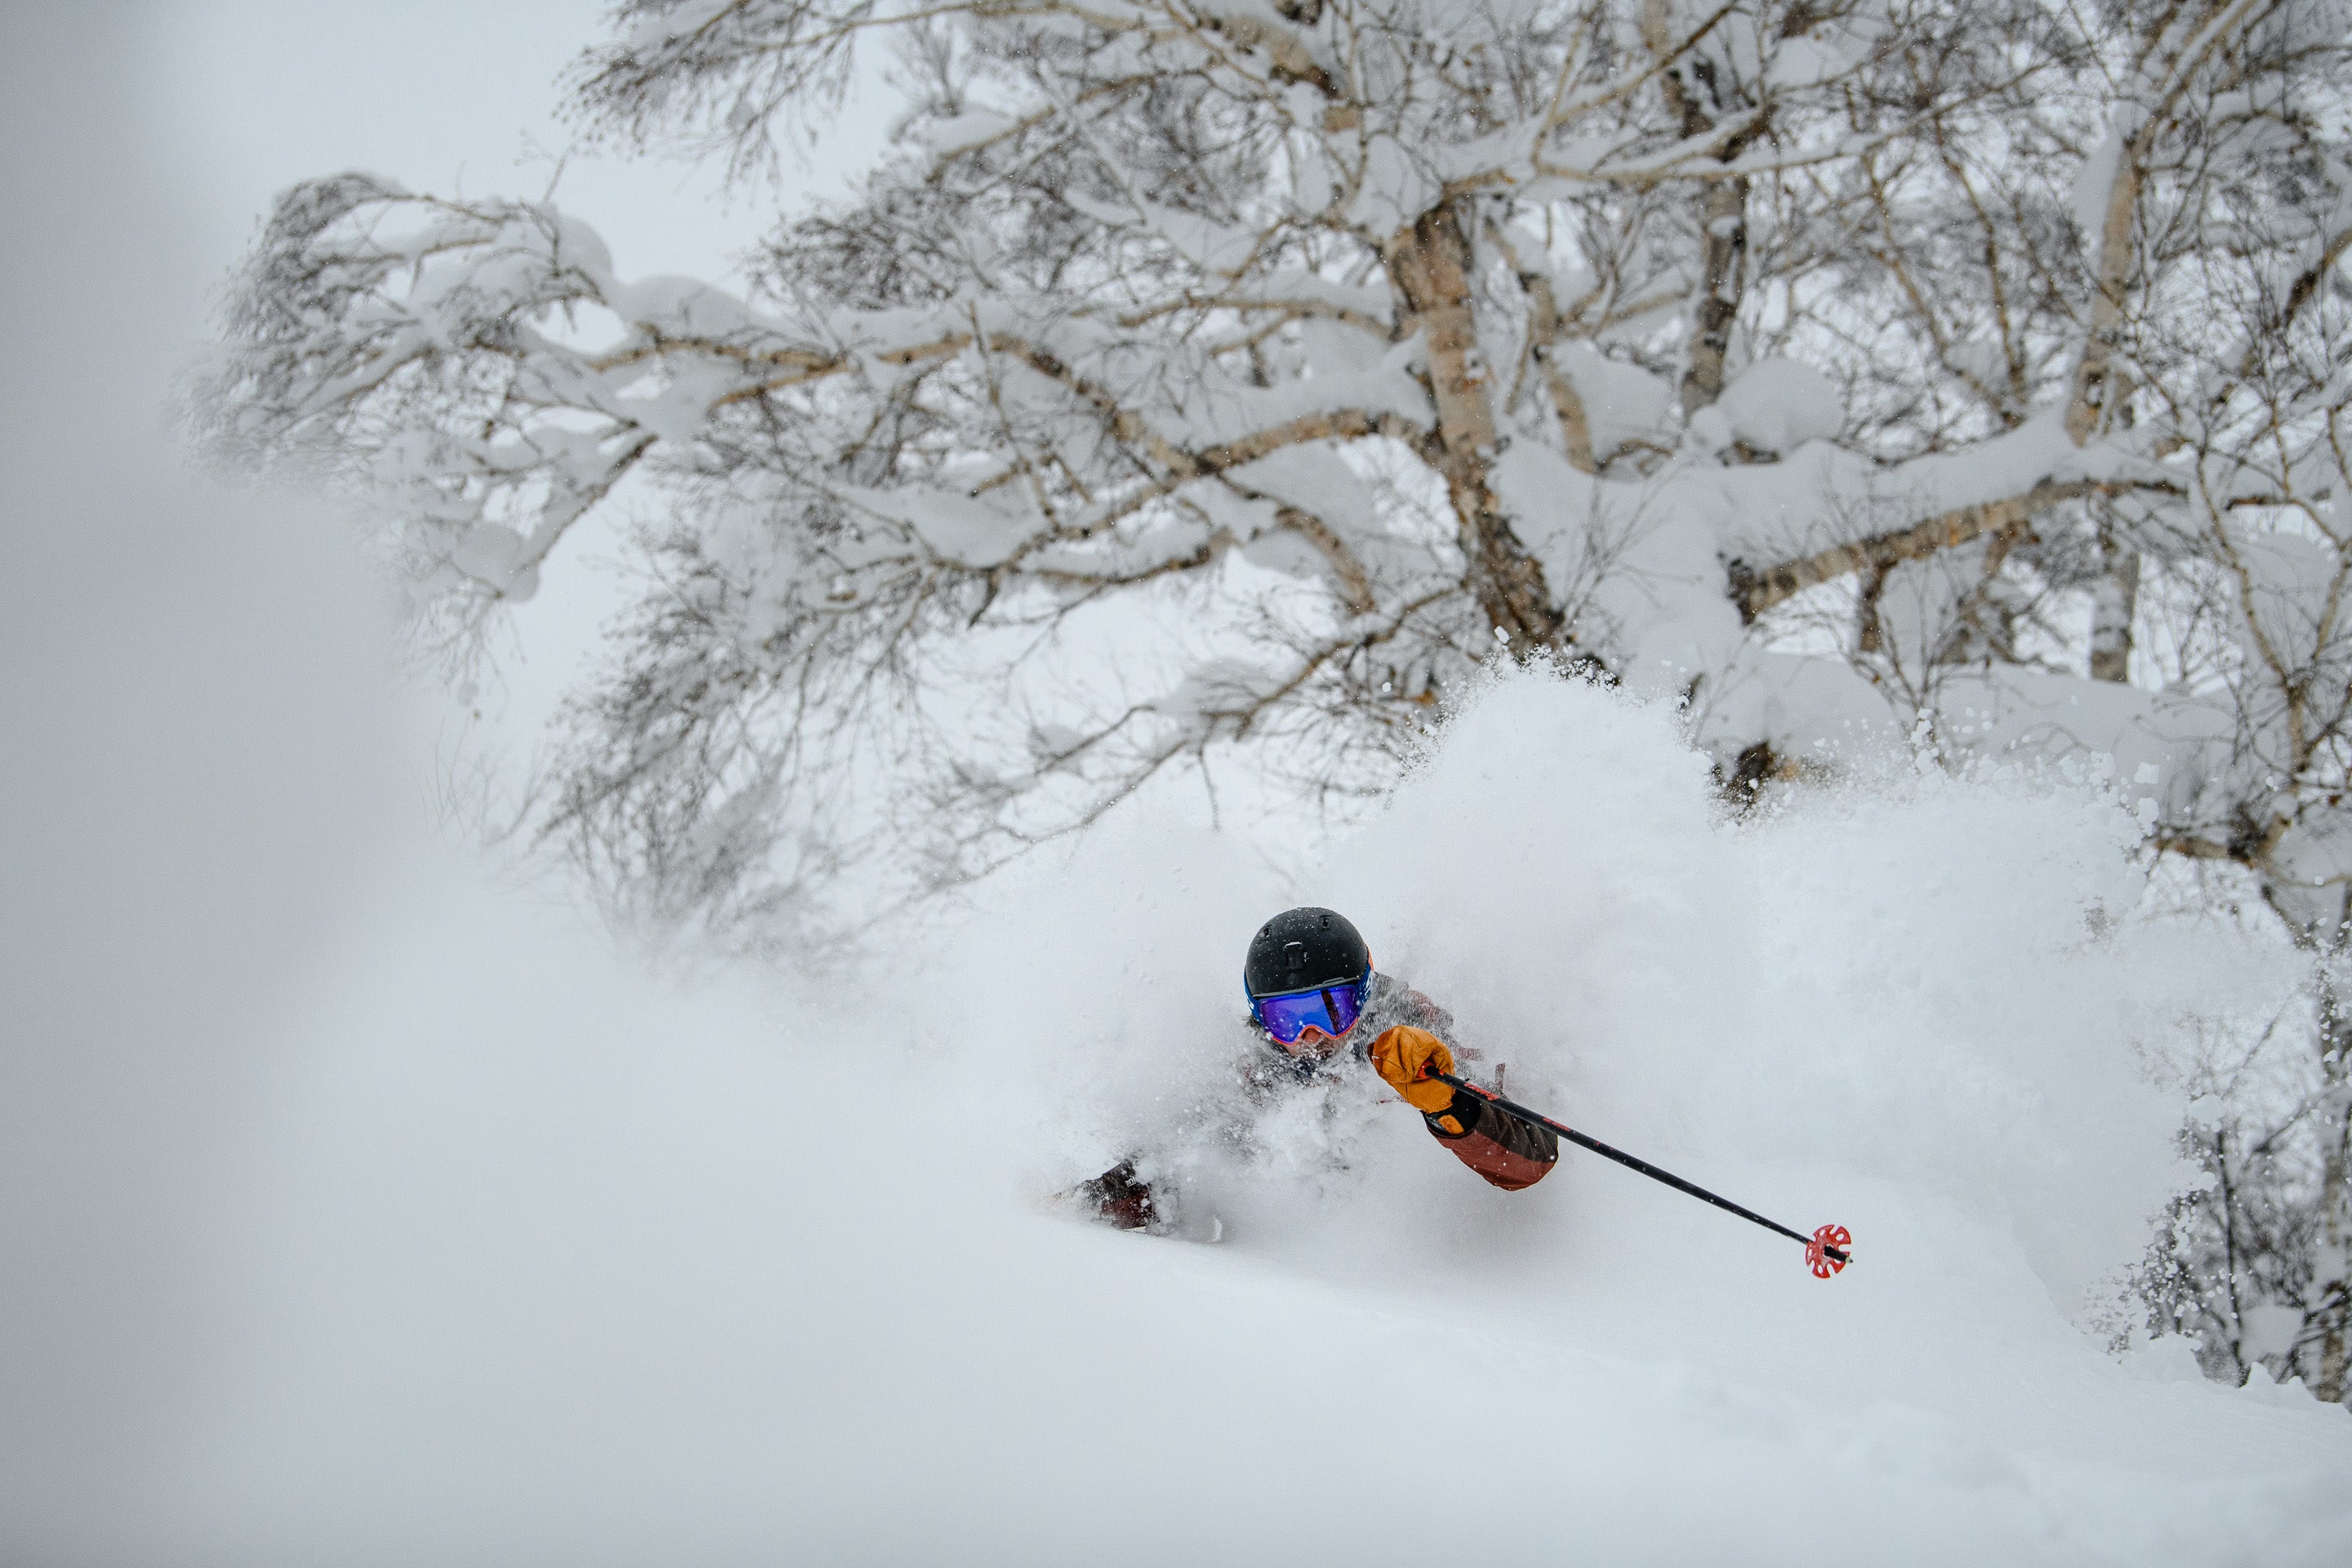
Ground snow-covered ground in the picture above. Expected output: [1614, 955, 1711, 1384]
[16, 598, 2352, 1562]
[7, 15, 2350, 1566]
[175, 706, 2352, 1567]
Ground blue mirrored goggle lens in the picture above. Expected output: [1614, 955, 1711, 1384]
[1253, 979, 1367, 1043]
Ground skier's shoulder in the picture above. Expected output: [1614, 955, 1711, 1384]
[1365, 969, 1454, 1039]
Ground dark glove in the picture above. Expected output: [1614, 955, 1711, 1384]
[1073, 1159, 1155, 1231]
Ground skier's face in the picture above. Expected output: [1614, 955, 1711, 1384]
[1281, 1018, 1354, 1061]
[1253, 967, 1370, 1060]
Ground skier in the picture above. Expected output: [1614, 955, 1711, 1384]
[1077, 906, 1558, 1232]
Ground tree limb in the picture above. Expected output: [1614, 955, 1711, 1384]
[1729, 479, 2159, 622]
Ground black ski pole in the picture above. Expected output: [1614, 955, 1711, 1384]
[1425, 1068, 1852, 1277]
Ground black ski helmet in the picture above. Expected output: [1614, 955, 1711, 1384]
[1243, 906, 1370, 998]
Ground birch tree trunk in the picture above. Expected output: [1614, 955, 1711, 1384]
[1683, 173, 1750, 419]
[2317, 978, 2350, 1402]
[2068, 143, 2143, 447]
[1641, 0, 1752, 418]
[2089, 511, 2139, 684]
[1389, 201, 1564, 651]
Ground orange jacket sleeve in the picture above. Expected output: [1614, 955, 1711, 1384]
[1424, 1094, 1558, 1191]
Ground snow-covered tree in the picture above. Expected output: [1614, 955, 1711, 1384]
[2015, 0, 2352, 1400]
[207, 0, 2025, 910]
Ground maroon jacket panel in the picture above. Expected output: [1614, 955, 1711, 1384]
[1426, 1096, 1558, 1191]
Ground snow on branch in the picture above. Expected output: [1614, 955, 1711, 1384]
[1731, 479, 2165, 623]
[206, 0, 2352, 1009]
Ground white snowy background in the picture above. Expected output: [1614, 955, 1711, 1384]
[6, 7, 2351, 1566]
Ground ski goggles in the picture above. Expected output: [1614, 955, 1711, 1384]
[1250, 976, 1370, 1045]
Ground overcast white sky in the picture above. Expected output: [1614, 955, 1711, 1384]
[124, 0, 898, 752]
[136, 0, 892, 292]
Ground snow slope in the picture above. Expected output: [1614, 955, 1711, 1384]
[18, 670, 2350, 1566]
